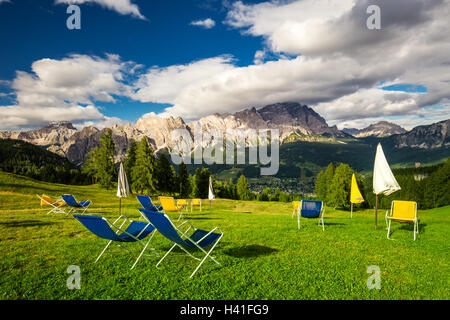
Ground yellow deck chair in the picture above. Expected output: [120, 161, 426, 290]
[386, 200, 418, 240]
[177, 199, 189, 213]
[159, 196, 186, 221]
[292, 201, 302, 218]
[37, 194, 66, 214]
[191, 198, 202, 212]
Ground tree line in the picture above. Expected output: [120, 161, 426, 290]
[313, 159, 450, 210]
[82, 130, 256, 199]
[0, 138, 90, 185]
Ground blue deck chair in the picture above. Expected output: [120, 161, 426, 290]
[73, 215, 156, 269]
[139, 208, 223, 278]
[62, 194, 91, 214]
[296, 200, 325, 231]
[136, 195, 163, 212]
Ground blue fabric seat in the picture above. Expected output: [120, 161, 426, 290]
[139, 208, 223, 278]
[73, 214, 156, 269]
[296, 200, 325, 231]
[74, 215, 154, 242]
[62, 194, 91, 213]
[136, 195, 163, 212]
[300, 200, 322, 218]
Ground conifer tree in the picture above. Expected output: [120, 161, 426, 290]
[177, 161, 191, 198]
[156, 153, 175, 193]
[132, 137, 157, 194]
[328, 163, 353, 209]
[82, 148, 100, 184]
[193, 168, 211, 198]
[314, 170, 326, 200]
[97, 129, 116, 189]
[237, 174, 252, 200]
[124, 139, 138, 188]
[324, 163, 335, 203]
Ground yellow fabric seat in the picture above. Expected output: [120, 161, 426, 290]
[292, 201, 302, 218]
[37, 194, 66, 215]
[387, 216, 415, 222]
[40, 194, 65, 207]
[386, 200, 418, 240]
[191, 198, 202, 212]
[159, 196, 185, 220]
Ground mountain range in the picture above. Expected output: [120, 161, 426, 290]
[0, 102, 449, 168]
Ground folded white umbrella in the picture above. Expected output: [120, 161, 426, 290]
[117, 162, 130, 215]
[373, 143, 400, 227]
[208, 176, 215, 201]
[208, 176, 215, 209]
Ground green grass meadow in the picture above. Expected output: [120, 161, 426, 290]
[0, 171, 448, 300]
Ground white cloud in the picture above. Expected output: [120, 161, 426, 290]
[0, 54, 137, 130]
[0, 104, 104, 130]
[253, 50, 266, 65]
[0, 0, 11, 4]
[334, 103, 450, 130]
[129, 0, 450, 125]
[75, 116, 128, 130]
[132, 56, 236, 105]
[190, 18, 216, 29]
[55, 0, 146, 19]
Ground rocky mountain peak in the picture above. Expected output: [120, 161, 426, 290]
[343, 121, 407, 138]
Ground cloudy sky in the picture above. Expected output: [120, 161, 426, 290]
[0, 0, 449, 131]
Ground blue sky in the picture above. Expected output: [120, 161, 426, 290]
[0, 0, 449, 131]
[0, 0, 265, 122]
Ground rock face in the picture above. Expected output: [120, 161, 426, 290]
[0, 121, 77, 146]
[343, 121, 407, 138]
[390, 119, 450, 149]
[189, 102, 350, 144]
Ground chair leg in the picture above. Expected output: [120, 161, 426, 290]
[95, 240, 113, 263]
[190, 237, 222, 278]
[156, 243, 177, 269]
[131, 231, 156, 269]
[414, 221, 418, 241]
[387, 220, 392, 239]
[319, 216, 324, 231]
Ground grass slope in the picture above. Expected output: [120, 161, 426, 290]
[0, 171, 448, 300]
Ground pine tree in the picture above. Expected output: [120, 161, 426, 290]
[124, 139, 138, 188]
[132, 137, 157, 194]
[82, 148, 100, 184]
[177, 161, 191, 198]
[324, 163, 335, 203]
[96, 129, 116, 189]
[156, 153, 175, 193]
[237, 174, 252, 200]
[193, 168, 211, 198]
[328, 163, 353, 209]
[314, 170, 326, 200]
[424, 157, 450, 208]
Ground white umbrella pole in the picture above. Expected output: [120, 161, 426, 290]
[375, 194, 378, 229]
[351, 203, 353, 218]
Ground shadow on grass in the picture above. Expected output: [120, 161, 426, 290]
[0, 220, 59, 227]
[223, 244, 278, 258]
[184, 217, 222, 221]
[398, 222, 427, 234]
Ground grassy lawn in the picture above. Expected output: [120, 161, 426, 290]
[0, 171, 448, 300]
